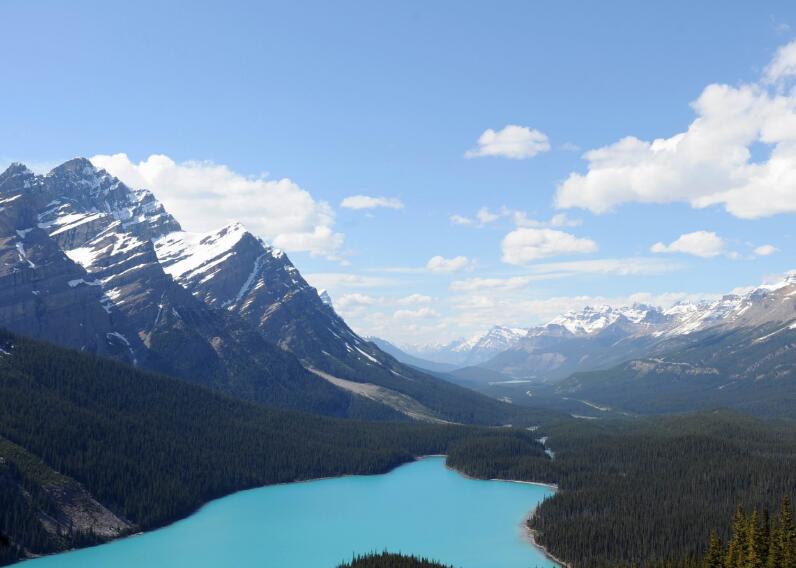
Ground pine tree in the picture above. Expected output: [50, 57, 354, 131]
[726, 506, 748, 568]
[703, 530, 724, 568]
[747, 509, 763, 568]
[759, 509, 770, 565]
[780, 496, 796, 568]
[768, 513, 783, 568]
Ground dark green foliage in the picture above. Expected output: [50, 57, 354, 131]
[0, 329, 533, 565]
[336, 551, 452, 568]
[445, 431, 555, 483]
[529, 414, 796, 567]
[447, 412, 796, 568]
[0, 459, 58, 560]
[637, 498, 796, 568]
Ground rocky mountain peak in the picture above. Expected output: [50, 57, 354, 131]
[47, 157, 96, 177]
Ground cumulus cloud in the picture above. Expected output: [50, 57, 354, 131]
[340, 195, 404, 210]
[650, 231, 726, 258]
[754, 244, 778, 256]
[335, 293, 379, 308]
[91, 153, 343, 258]
[426, 255, 474, 273]
[393, 307, 440, 320]
[397, 294, 433, 305]
[554, 41, 796, 219]
[304, 273, 394, 290]
[501, 228, 598, 265]
[465, 125, 551, 159]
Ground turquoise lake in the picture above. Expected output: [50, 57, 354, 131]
[24, 456, 557, 568]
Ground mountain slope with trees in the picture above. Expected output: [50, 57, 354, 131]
[0, 328, 557, 566]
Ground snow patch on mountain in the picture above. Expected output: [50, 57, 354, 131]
[154, 223, 249, 281]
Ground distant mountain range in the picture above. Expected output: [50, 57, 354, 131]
[0, 159, 532, 426]
[385, 271, 796, 419]
[399, 325, 528, 367]
[480, 275, 796, 384]
[553, 275, 796, 418]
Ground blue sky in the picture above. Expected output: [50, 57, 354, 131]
[3, 1, 796, 345]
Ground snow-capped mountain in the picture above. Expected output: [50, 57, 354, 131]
[151, 222, 399, 386]
[0, 159, 518, 425]
[555, 274, 796, 419]
[404, 325, 528, 367]
[484, 274, 796, 381]
[0, 158, 355, 415]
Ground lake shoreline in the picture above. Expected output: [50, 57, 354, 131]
[437, 457, 563, 567]
[23, 454, 562, 567]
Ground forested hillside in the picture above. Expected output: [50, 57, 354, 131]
[0, 329, 553, 565]
[448, 412, 796, 568]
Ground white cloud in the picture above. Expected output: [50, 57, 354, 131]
[476, 207, 501, 224]
[451, 207, 581, 229]
[426, 255, 474, 273]
[340, 195, 404, 210]
[397, 293, 433, 305]
[554, 41, 796, 219]
[513, 211, 582, 228]
[449, 214, 474, 226]
[501, 228, 598, 265]
[336, 293, 379, 308]
[650, 231, 726, 258]
[450, 257, 680, 292]
[465, 125, 551, 159]
[764, 41, 796, 83]
[393, 307, 440, 320]
[91, 153, 343, 258]
[305, 273, 393, 290]
[754, 244, 778, 256]
[529, 257, 682, 276]
[450, 276, 544, 292]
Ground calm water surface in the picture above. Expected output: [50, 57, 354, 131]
[25, 457, 557, 568]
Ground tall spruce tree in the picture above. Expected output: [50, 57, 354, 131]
[746, 509, 763, 568]
[703, 530, 724, 568]
[726, 506, 748, 568]
[781, 496, 796, 568]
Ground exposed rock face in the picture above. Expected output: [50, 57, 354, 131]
[0, 159, 515, 424]
[0, 160, 352, 415]
[0, 164, 124, 359]
[154, 223, 414, 382]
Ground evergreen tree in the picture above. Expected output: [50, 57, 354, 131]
[768, 513, 783, 568]
[758, 509, 770, 564]
[746, 509, 763, 568]
[703, 530, 724, 568]
[725, 506, 748, 568]
[781, 496, 796, 568]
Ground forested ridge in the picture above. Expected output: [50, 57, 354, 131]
[4, 327, 796, 568]
[447, 412, 796, 568]
[0, 329, 549, 565]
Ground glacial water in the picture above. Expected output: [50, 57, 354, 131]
[24, 456, 557, 568]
